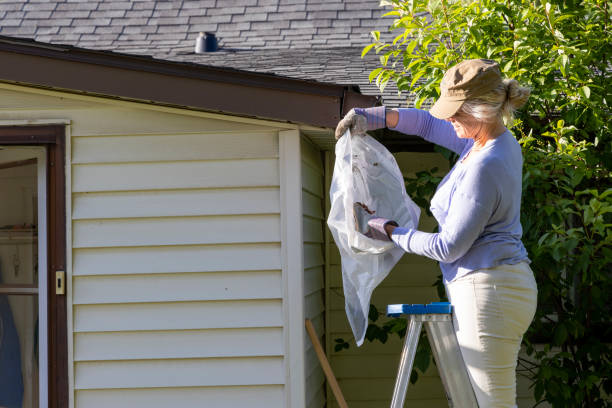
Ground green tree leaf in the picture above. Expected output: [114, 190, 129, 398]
[581, 86, 591, 99]
[361, 43, 375, 58]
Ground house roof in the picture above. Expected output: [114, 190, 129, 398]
[0, 0, 412, 108]
[0, 0, 396, 51]
[0, 0, 433, 151]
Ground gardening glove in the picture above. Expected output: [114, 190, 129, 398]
[335, 106, 387, 140]
[366, 217, 399, 241]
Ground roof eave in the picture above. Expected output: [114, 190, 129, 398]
[0, 36, 378, 128]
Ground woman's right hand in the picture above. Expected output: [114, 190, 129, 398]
[335, 109, 368, 140]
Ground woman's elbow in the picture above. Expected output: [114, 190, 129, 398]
[433, 240, 468, 263]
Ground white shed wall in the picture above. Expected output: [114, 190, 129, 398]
[0, 84, 301, 407]
[301, 137, 326, 408]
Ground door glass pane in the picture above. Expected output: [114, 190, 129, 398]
[0, 157, 39, 408]
[0, 296, 38, 408]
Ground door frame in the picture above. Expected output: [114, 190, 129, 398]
[0, 125, 67, 408]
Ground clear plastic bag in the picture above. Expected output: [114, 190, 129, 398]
[327, 130, 421, 346]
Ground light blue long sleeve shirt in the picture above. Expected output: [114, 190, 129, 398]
[389, 108, 529, 283]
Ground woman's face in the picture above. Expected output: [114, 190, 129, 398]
[446, 111, 480, 139]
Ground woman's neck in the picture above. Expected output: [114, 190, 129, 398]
[472, 121, 506, 150]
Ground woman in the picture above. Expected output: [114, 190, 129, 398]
[336, 59, 538, 408]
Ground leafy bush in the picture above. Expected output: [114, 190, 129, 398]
[345, 0, 611, 405]
[518, 128, 611, 406]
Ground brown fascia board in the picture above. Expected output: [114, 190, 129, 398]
[0, 36, 378, 128]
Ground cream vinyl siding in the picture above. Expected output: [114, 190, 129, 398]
[301, 137, 326, 408]
[327, 151, 538, 407]
[0, 85, 290, 407]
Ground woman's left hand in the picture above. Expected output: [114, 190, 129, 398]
[366, 217, 398, 241]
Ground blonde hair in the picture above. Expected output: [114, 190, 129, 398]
[459, 79, 531, 125]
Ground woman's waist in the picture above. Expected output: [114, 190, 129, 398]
[447, 260, 537, 292]
[441, 240, 529, 279]
[458, 237, 527, 263]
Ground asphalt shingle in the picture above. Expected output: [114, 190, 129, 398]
[0, 0, 417, 108]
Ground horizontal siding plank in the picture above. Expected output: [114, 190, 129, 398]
[301, 137, 323, 172]
[304, 243, 324, 269]
[329, 310, 370, 335]
[73, 214, 280, 248]
[301, 159, 324, 178]
[330, 350, 439, 380]
[329, 336, 442, 376]
[72, 132, 278, 163]
[301, 162, 324, 198]
[67, 106, 277, 136]
[333, 348, 445, 383]
[73, 271, 282, 304]
[329, 286, 439, 311]
[517, 375, 538, 398]
[0, 87, 99, 109]
[305, 345, 322, 378]
[0, 108, 275, 136]
[332, 355, 405, 380]
[73, 244, 281, 276]
[306, 384, 326, 408]
[74, 328, 283, 361]
[73, 188, 280, 220]
[72, 158, 279, 192]
[302, 190, 324, 219]
[330, 400, 448, 408]
[304, 266, 324, 297]
[305, 292, 324, 320]
[337, 377, 446, 400]
[305, 365, 325, 408]
[306, 369, 325, 407]
[395, 152, 450, 177]
[74, 299, 282, 332]
[75, 357, 284, 389]
[303, 216, 324, 243]
[517, 398, 543, 408]
[330, 331, 404, 356]
[330, 260, 441, 288]
[76, 386, 284, 408]
[330, 244, 439, 266]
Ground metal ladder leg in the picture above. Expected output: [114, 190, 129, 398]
[390, 316, 422, 408]
[425, 318, 479, 408]
[387, 303, 479, 408]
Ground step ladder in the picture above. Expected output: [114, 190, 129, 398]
[387, 302, 479, 408]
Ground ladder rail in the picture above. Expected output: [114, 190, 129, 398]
[425, 319, 479, 407]
[390, 316, 422, 408]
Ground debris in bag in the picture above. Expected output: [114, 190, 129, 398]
[327, 130, 420, 346]
[353, 202, 375, 238]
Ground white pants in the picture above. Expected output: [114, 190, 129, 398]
[445, 262, 538, 408]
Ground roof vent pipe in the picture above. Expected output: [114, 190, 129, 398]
[195, 32, 218, 53]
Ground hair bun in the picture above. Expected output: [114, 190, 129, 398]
[503, 78, 530, 109]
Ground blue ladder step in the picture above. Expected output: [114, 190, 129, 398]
[387, 302, 452, 317]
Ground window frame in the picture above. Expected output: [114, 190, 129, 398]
[0, 125, 68, 408]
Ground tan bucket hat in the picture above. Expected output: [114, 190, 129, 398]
[429, 59, 502, 119]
